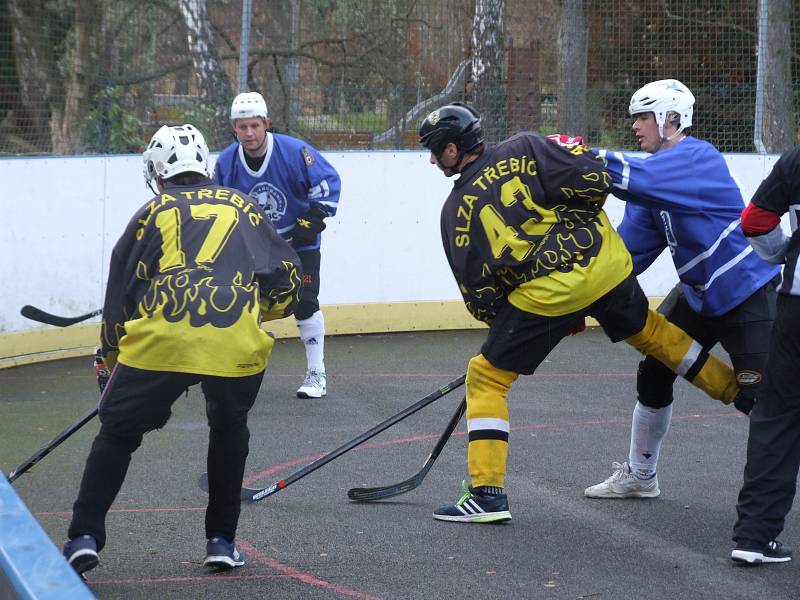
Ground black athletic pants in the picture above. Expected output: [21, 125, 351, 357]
[68, 364, 263, 551]
[733, 293, 800, 545]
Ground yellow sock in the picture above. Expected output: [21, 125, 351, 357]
[466, 354, 518, 488]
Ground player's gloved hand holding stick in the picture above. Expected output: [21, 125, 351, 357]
[94, 348, 110, 391]
[289, 205, 327, 248]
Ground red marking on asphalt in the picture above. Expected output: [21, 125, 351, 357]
[35, 506, 206, 518]
[90, 573, 286, 585]
[241, 410, 739, 485]
[237, 539, 382, 600]
[33, 409, 741, 518]
[89, 539, 380, 600]
[88, 539, 381, 599]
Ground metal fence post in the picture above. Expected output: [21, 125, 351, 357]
[238, 0, 253, 94]
[753, 0, 768, 153]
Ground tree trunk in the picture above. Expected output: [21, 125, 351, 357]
[761, 0, 794, 153]
[557, 0, 588, 138]
[177, 0, 233, 150]
[8, 0, 58, 152]
[470, 0, 506, 143]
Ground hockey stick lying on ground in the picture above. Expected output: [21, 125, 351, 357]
[347, 395, 467, 502]
[198, 374, 466, 503]
[20, 305, 102, 327]
[7, 405, 98, 483]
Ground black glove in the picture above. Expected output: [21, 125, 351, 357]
[94, 348, 110, 392]
[290, 205, 328, 248]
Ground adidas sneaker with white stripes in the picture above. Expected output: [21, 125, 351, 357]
[433, 480, 512, 523]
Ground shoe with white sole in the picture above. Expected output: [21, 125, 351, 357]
[297, 370, 326, 398]
[731, 539, 792, 564]
[584, 461, 660, 499]
[63, 534, 99, 575]
[204, 536, 245, 570]
[433, 480, 512, 523]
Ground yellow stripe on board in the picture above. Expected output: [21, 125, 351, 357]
[0, 298, 666, 369]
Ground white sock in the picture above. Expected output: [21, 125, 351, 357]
[297, 310, 325, 373]
[628, 402, 672, 479]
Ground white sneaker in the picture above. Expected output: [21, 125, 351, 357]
[584, 461, 660, 499]
[297, 370, 326, 398]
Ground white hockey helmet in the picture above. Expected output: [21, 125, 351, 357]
[230, 91, 268, 121]
[629, 79, 694, 138]
[142, 124, 209, 187]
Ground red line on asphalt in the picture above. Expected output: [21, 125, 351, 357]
[237, 539, 382, 600]
[88, 539, 382, 599]
[34, 410, 739, 519]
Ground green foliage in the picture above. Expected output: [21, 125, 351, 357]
[82, 87, 146, 154]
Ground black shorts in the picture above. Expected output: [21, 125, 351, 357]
[482, 274, 649, 375]
[296, 248, 321, 321]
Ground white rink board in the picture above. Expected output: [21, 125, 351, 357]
[0, 150, 784, 335]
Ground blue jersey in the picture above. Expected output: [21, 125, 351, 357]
[597, 137, 779, 316]
[214, 132, 341, 250]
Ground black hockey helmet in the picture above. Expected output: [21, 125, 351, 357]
[419, 102, 484, 156]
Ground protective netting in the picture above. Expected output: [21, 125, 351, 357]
[0, 0, 797, 155]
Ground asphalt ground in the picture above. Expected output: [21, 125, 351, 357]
[1, 328, 798, 600]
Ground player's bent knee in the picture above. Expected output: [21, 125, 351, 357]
[636, 359, 675, 408]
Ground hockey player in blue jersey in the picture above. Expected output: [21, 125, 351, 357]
[214, 92, 340, 399]
[584, 79, 781, 500]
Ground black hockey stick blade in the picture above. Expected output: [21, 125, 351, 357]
[7, 406, 98, 483]
[20, 305, 102, 327]
[198, 374, 466, 504]
[347, 395, 467, 502]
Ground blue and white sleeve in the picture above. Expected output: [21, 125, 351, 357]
[617, 203, 667, 275]
[303, 146, 341, 217]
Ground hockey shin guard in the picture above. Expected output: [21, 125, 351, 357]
[625, 310, 738, 404]
[466, 354, 518, 489]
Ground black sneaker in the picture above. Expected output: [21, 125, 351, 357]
[731, 539, 792, 564]
[433, 480, 512, 523]
[63, 534, 99, 574]
[204, 536, 245, 569]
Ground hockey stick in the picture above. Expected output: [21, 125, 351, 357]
[198, 374, 466, 503]
[347, 395, 466, 502]
[20, 305, 102, 327]
[7, 406, 98, 483]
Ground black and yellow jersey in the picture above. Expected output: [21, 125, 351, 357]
[441, 132, 632, 321]
[100, 178, 302, 376]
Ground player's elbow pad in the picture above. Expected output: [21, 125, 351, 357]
[747, 227, 790, 264]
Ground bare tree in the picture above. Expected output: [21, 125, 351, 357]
[471, 0, 506, 142]
[557, 0, 587, 137]
[8, 0, 100, 153]
[177, 0, 233, 149]
[761, 0, 795, 152]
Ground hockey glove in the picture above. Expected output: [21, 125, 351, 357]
[290, 205, 328, 248]
[94, 348, 110, 392]
[546, 134, 584, 147]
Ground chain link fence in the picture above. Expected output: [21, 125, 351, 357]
[0, 0, 797, 155]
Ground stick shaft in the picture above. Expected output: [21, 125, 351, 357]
[8, 406, 98, 483]
[347, 395, 466, 501]
[248, 374, 465, 501]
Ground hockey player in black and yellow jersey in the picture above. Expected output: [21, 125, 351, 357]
[62, 124, 302, 576]
[419, 103, 740, 523]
